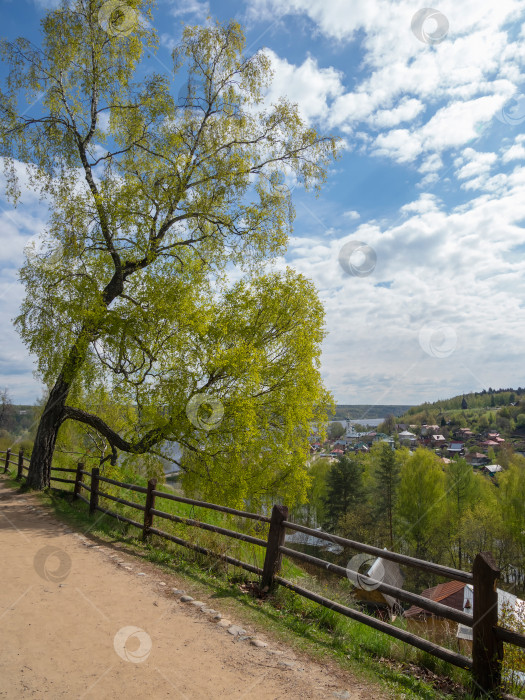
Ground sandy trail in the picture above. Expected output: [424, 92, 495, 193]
[0, 479, 383, 700]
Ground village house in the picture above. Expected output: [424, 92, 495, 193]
[405, 580, 465, 619]
[483, 464, 503, 477]
[421, 424, 440, 436]
[447, 442, 465, 457]
[457, 584, 525, 655]
[377, 435, 395, 449]
[353, 442, 369, 453]
[398, 430, 417, 446]
[333, 436, 354, 448]
[330, 448, 345, 457]
[372, 432, 392, 444]
[430, 434, 447, 448]
[457, 427, 474, 438]
[465, 452, 489, 467]
[404, 579, 525, 660]
[404, 580, 466, 644]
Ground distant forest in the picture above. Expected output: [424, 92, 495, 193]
[333, 405, 413, 420]
[6, 405, 39, 436]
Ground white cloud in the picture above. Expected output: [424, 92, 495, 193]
[248, 0, 525, 179]
[454, 148, 498, 180]
[400, 193, 441, 215]
[420, 97, 505, 152]
[372, 128, 421, 163]
[282, 160, 525, 402]
[419, 154, 443, 174]
[168, 0, 210, 21]
[0, 162, 50, 403]
[502, 141, 525, 162]
[369, 98, 425, 129]
[263, 50, 344, 123]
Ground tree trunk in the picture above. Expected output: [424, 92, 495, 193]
[26, 318, 100, 489]
[26, 377, 70, 489]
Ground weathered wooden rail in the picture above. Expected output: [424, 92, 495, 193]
[2, 448, 524, 699]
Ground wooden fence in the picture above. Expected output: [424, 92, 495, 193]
[2, 447, 524, 699]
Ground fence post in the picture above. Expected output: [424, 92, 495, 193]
[472, 552, 503, 697]
[89, 467, 99, 515]
[3, 448, 10, 473]
[16, 448, 25, 481]
[142, 478, 157, 542]
[261, 504, 288, 593]
[73, 462, 84, 500]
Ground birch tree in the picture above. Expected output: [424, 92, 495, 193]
[0, 0, 338, 505]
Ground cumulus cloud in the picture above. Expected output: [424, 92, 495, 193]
[249, 0, 525, 177]
[281, 160, 525, 402]
[262, 49, 344, 123]
[168, 0, 210, 21]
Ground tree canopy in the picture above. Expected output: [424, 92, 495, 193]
[0, 0, 338, 505]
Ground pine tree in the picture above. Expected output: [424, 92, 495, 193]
[372, 442, 401, 548]
[323, 455, 364, 531]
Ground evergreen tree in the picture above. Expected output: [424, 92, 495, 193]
[371, 442, 403, 548]
[323, 455, 364, 531]
[462, 396, 468, 410]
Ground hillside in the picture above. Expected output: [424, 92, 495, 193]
[401, 387, 525, 416]
[394, 387, 525, 444]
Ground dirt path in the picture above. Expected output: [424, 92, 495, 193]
[0, 479, 384, 700]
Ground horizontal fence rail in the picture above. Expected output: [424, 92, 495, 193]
[3, 449, 525, 698]
[98, 474, 148, 493]
[150, 508, 267, 548]
[275, 575, 473, 671]
[280, 546, 473, 626]
[282, 520, 473, 584]
[148, 526, 264, 577]
[152, 489, 272, 523]
[495, 626, 525, 649]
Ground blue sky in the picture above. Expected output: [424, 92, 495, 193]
[1, 0, 525, 405]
